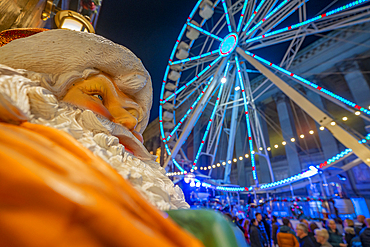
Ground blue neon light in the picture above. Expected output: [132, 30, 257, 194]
[170, 50, 218, 65]
[245, 0, 290, 36]
[235, 56, 259, 185]
[165, 77, 213, 142]
[221, 0, 233, 32]
[192, 61, 230, 169]
[244, 51, 370, 115]
[187, 22, 224, 42]
[162, 56, 222, 103]
[246, 0, 370, 43]
[219, 33, 238, 56]
[242, 0, 267, 32]
[236, 0, 249, 32]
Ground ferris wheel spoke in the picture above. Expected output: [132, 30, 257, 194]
[242, 0, 268, 32]
[246, 0, 370, 44]
[187, 22, 224, 42]
[221, 0, 233, 32]
[165, 78, 214, 142]
[161, 56, 223, 104]
[169, 49, 219, 65]
[192, 61, 231, 169]
[235, 56, 259, 185]
[245, 0, 292, 37]
[238, 48, 370, 116]
[236, 0, 249, 32]
[248, 5, 370, 50]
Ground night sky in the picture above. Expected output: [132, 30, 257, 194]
[96, 0, 198, 122]
[96, 0, 346, 122]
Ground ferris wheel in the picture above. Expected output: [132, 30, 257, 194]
[159, 0, 370, 189]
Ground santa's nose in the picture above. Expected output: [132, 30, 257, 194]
[113, 111, 138, 131]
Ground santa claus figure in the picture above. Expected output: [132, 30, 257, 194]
[0, 29, 247, 247]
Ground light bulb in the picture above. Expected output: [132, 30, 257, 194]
[222, 161, 226, 165]
[355, 111, 361, 116]
[267, 147, 271, 151]
[239, 156, 243, 160]
[274, 144, 278, 148]
[194, 167, 197, 170]
[212, 164, 216, 168]
[217, 163, 221, 167]
[282, 141, 287, 145]
[291, 138, 295, 142]
[342, 116, 348, 121]
[245, 154, 249, 158]
[259, 147, 263, 151]
[235, 86, 240, 91]
[221, 77, 227, 83]
[300, 134, 304, 139]
[331, 122, 336, 126]
[200, 167, 203, 170]
[320, 126, 325, 131]
[228, 160, 232, 164]
[309, 130, 314, 134]
[233, 158, 237, 162]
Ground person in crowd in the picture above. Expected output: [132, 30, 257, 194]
[244, 219, 251, 245]
[322, 210, 329, 229]
[310, 223, 320, 233]
[263, 214, 272, 246]
[235, 213, 246, 233]
[277, 218, 299, 247]
[344, 219, 356, 247]
[271, 216, 280, 247]
[350, 226, 363, 247]
[357, 215, 366, 230]
[328, 219, 347, 247]
[297, 223, 316, 247]
[256, 213, 269, 246]
[250, 219, 264, 247]
[301, 219, 310, 229]
[360, 218, 370, 247]
[315, 229, 333, 247]
[301, 219, 315, 242]
[308, 222, 321, 247]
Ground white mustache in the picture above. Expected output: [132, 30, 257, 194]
[80, 110, 155, 161]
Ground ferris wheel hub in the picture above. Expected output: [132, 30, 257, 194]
[219, 33, 238, 56]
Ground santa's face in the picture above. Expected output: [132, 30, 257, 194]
[62, 73, 144, 154]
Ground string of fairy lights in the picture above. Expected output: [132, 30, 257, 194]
[166, 110, 370, 177]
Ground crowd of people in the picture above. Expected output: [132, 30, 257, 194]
[228, 213, 370, 247]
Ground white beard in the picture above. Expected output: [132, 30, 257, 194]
[0, 64, 189, 211]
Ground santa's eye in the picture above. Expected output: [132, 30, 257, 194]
[93, 94, 103, 101]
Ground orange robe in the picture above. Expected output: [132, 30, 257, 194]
[0, 122, 204, 247]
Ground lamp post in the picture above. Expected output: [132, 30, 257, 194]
[42, 0, 95, 33]
[55, 10, 95, 33]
